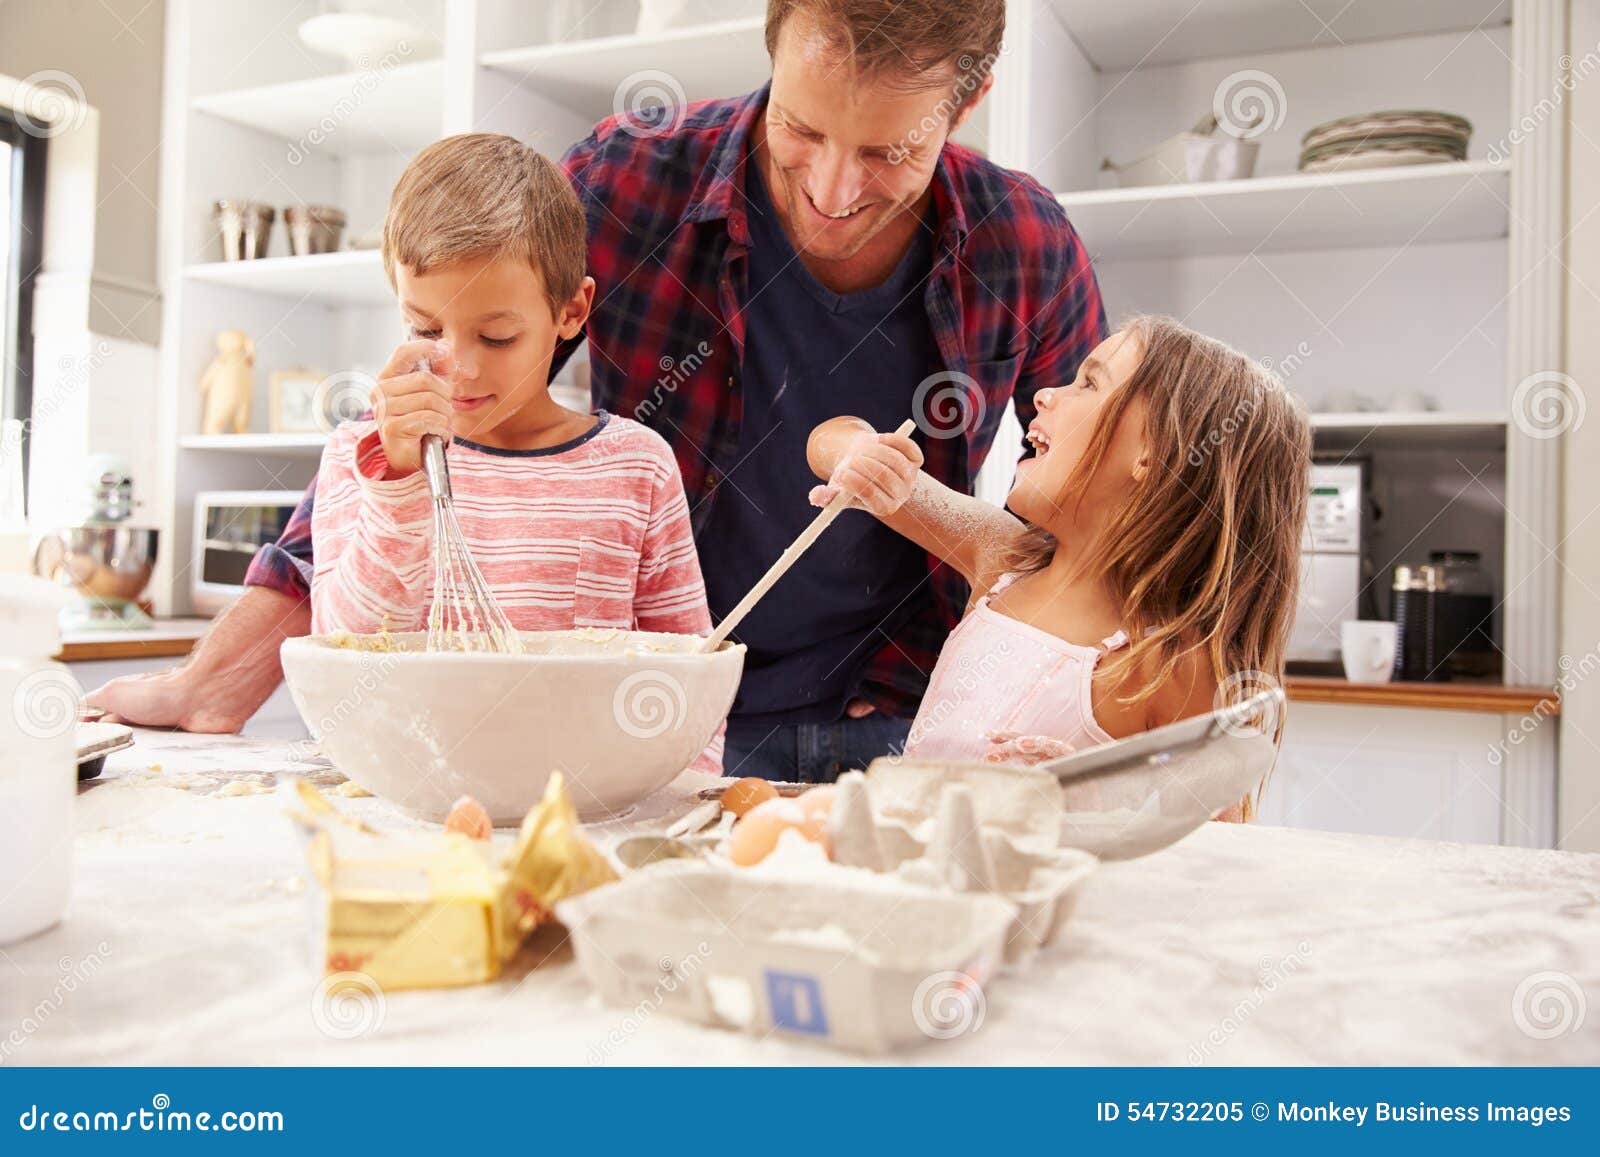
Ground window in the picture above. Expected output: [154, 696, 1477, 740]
[1, 107, 45, 496]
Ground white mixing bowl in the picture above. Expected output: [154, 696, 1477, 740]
[280, 630, 745, 823]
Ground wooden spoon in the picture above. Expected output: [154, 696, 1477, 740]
[700, 419, 916, 653]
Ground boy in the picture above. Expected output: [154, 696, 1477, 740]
[311, 134, 715, 711]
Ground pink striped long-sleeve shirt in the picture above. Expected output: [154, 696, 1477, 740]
[310, 412, 712, 639]
[310, 412, 722, 773]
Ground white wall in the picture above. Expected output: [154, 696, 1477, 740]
[0, 0, 165, 344]
[1560, 0, 1600, 853]
[0, 4, 167, 533]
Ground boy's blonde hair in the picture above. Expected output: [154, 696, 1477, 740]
[1004, 316, 1312, 730]
[382, 133, 586, 318]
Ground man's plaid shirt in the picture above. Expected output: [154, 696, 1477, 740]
[245, 85, 1107, 717]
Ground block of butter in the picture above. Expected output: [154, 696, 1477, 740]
[284, 773, 616, 990]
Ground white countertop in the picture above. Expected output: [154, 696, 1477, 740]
[4, 729, 1597, 1065]
[59, 617, 212, 646]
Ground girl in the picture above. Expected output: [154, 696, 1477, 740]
[808, 316, 1310, 810]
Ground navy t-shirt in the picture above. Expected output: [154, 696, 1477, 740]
[698, 158, 940, 725]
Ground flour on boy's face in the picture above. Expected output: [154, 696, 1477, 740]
[396, 253, 582, 442]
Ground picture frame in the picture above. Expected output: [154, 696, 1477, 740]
[269, 369, 325, 433]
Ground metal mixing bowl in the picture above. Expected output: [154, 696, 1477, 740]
[34, 526, 159, 603]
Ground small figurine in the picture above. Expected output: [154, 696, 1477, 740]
[198, 330, 254, 435]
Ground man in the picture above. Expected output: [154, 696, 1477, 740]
[91, 0, 1106, 781]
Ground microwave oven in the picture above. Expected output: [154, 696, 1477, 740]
[191, 490, 304, 613]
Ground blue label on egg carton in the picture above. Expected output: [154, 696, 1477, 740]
[765, 970, 830, 1037]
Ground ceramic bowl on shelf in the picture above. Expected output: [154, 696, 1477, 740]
[297, 13, 439, 67]
[280, 629, 745, 823]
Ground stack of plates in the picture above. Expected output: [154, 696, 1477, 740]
[1298, 110, 1471, 173]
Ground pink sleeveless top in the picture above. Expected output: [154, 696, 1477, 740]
[903, 572, 1129, 762]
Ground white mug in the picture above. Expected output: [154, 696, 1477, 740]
[1341, 621, 1397, 684]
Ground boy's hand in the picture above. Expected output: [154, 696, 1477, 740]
[371, 338, 457, 478]
[806, 418, 923, 517]
[983, 732, 1075, 767]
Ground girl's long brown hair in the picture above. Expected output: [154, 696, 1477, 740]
[1003, 316, 1312, 719]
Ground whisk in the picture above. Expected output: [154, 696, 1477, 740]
[420, 432, 523, 654]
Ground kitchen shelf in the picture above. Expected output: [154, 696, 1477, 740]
[1286, 676, 1557, 716]
[1058, 161, 1509, 261]
[191, 59, 445, 153]
[481, 17, 768, 109]
[183, 250, 390, 307]
[1309, 411, 1507, 451]
[1045, 0, 1508, 70]
[180, 432, 329, 455]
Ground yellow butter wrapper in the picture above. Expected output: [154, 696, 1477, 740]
[496, 771, 618, 959]
[287, 774, 616, 988]
[307, 823, 506, 990]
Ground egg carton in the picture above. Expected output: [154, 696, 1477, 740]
[623, 767, 1096, 968]
[556, 863, 1016, 1054]
[822, 770, 1097, 965]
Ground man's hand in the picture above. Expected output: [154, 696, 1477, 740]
[372, 338, 456, 478]
[85, 587, 311, 734]
[89, 667, 249, 733]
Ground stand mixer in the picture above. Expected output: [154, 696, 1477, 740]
[33, 455, 160, 631]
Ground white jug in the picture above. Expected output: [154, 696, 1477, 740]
[0, 574, 78, 944]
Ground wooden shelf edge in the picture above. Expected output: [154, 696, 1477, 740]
[58, 637, 200, 663]
[1286, 676, 1560, 716]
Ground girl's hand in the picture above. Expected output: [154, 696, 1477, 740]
[371, 338, 457, 478]
[807, 428, 924, 517]
[982, 731, 1074, 766]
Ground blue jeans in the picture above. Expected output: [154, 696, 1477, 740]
[723, 713, 913, 783]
